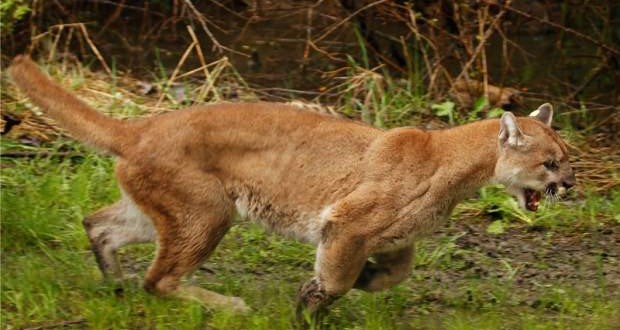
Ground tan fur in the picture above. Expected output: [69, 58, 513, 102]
[9, 56, 575, 318]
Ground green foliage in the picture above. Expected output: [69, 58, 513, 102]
[486, 107, 505, 118]
[0, 0, 30, 35]
[471, 97, 489, 118]
[459, 183, 620, 231]
[431, 100, 456, 124]
[337, 58, 426, 129]
[431, 97, 505, 126]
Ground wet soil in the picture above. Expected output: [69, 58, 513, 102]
[119, 217, 620, 311]
[416, 218, 620, 306]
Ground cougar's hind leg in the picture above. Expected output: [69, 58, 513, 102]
[121, 166, 249, 312]
[141, 210, 247, 312]
[83, 197, 157, 282]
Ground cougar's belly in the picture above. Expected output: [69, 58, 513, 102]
[232, 187, 332, 245]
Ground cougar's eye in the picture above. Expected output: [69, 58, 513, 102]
[543, 160, 559, 171]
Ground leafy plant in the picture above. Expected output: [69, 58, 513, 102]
[431, 100, 456, 124]
[0, 0, 30, 35]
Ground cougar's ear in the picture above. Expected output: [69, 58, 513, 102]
[499, 112, 523, 147]
[529, 103, 553, 126]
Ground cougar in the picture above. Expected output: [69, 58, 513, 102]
[9, 55, 575, 319]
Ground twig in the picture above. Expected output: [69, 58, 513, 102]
[182, 0, 221, 52]
[208, 0, 247, 20]
[156, 39, 197, 106]
[313, 0, 388, 44]
[27, 0, 40, 54]
[453, 0, 510, 84]
[478, 4, 489, 99]
[50, 0, 68, 15]
[182, 0, 249, 57]
[257, 87, 336, 96]
[303, 5, 313, 61]
[406, 8, 436, 93]
[494, 24, 534, 58]
[78, 23, 112, 75]
[200, 57, 233, 101]
[186, 24, 216, 102]
[565, 56, 609, 102]
[484, 0, 620, 57]
[175, 64, 211, 79]
[96, 0, 126, 37]
[61, 26, 75, 72]
[30, 23, 88, 44]
[186, 25, 210, 73]
[86, 0, 164, 15]
[47, 24, 64, 62]
[29, 23, 111, 75]
[307, 40, 343, 61]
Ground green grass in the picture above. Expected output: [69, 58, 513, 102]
[2, 62, 619, 329]
[2, 145, 619, 329]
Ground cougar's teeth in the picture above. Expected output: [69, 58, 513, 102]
[524, 189, 541, 212]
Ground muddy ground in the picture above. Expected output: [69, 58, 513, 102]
[117, 215, 620, 316]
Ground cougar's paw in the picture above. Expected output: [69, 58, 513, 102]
[228, 296, 252, 313]
[298, 278, 327, 310]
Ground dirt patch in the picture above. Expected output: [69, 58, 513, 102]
[117, 217, 620, 301]
[411, 218, 620, 308]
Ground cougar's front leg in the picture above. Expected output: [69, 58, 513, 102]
[296, 233, 370, 326]
[354, 246, 413, 292]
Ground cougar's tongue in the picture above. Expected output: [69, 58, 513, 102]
[524, 189, 541, 211]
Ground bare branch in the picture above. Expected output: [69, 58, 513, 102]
[484, 0, 620, 57]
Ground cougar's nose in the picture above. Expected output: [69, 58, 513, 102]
[563, 172, 576, 190]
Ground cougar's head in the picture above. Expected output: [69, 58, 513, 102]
[494, 104, 576, 211]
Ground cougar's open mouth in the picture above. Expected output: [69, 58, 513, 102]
[523, 188, 542, 212]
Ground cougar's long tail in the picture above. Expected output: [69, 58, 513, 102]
[9, 55, 132, 157]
